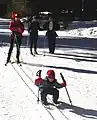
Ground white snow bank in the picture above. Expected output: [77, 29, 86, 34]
[0, 27, 97, 38]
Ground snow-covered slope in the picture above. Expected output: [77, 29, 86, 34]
[0, 18, 97, 120]
[0, 45, 97, 120]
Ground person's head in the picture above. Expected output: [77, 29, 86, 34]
[32, 16, 36, 22]
[47, 69, 55, 82]
[14, 14, 20, 21]
[11, 12, 16, 19]
[48, 15, 53, 22]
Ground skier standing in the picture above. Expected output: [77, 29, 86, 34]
[28, 16, 41, 55]
[35, 69, 66, 105]
[5, 13, 24, 65]
[44, 16, 60, 54]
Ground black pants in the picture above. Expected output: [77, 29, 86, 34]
[46, 31, 56, 54]
[41, 88, 59, 102]
[6, 33, 22, 63]
[48, 37, 56, 54]
[29, 33, 38, 53]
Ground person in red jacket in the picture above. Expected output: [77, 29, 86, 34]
[5, 13, 24, 65]
[35, 69, 66, 105]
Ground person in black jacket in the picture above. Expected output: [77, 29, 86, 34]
[44, 16, 60, 54]
[28, 16, 41, 55]
[35, 69, 66, 105]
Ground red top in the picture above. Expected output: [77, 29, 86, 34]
[9, 20, 24, 35]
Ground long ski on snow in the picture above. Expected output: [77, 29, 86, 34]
[43, 102, 62, 110]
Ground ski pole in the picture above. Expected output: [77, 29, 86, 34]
[14, 33, 23, 62]
[25, 34, 29, 55]
[26, 34, 29, 48]
[60, 73, 72, 105]
[36, 70, 42, 77]
[36, 70, 42, 103]
[43, 36, 46, 56]
[37, 86, 40, 103]
[14, 34, 19, 49]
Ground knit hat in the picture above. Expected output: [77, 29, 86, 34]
[47, 70, 55, 79]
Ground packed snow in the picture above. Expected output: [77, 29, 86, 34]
[0, 18, 97, 120]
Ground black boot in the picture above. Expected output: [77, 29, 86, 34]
[34, 50, 38, 54]
[53, 100, 60, 104]
[17, 58, 20, 64]
[30, 51, 33, 55]
[5, 60, 11, 66]
[5, 62, 8, 66]
[42, 100, 49, 105]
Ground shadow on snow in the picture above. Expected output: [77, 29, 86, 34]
[22, 62, 97, 74]
[57, 101, 97, 119]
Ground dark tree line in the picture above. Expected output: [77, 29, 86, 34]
[0, 0, 97, 20]
[28, 0, 97, 20]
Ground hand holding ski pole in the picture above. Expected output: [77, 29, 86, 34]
[60, 73, 72, 105]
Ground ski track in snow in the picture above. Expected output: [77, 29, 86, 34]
[2, 47, 70, 120]
[0, 18, 97, 120]
[0, 45, 97, 120]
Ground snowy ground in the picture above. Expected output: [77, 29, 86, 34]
[0, 18, 97, 120]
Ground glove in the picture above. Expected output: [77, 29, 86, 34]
[17, 28, 22, 33]
[61, 82, 66, 87]
[35, 77, 42, 86]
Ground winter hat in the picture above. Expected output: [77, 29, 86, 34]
[47, 70, 55, 79]
[11, 12, 17, 19]
[11, 12, 20, 19]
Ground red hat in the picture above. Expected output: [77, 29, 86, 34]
[47, 70, 55, 79]
[11, 12, 20, 19]
[11, 12, 16, 19]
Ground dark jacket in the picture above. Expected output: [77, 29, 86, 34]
[43, 21, 60, 31]
[35, 77, 64, 91]
[46, 30, 58, 39]
[28, 21, 41, 36]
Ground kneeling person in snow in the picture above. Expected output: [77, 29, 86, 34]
[35, 70, 66, 105]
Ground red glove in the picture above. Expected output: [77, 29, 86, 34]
[61, 82, 66, 87]
[35, 77, 42, 86]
